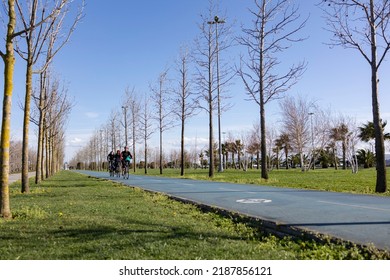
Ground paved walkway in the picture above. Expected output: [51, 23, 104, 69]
[77, 170, 390, 251]
[9, 172, 35, 184]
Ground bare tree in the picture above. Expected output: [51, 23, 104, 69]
[346, 123, 360, 174]
[9, 139, 22, 173]
[0, 0, 56, 218]
[14, 0, 83, 193]
[193, 0, 233, 177]
[172, 46, 197, 176]
[139, 93, 155, 174]
[123, 88, 141, 173]
[247, 121, 261, 169]
[45, 79, 73, 175]
[0, 0, 18, 218]
[108, 110, 121, 151]
[33, 0, 82, 184]
[194, 6, 216, 177]
[150, 70, 175, 174]
[330, 115, 360, 173]
[279, 95, 314, 171]
[266, 124, 278, 170]
[309, 107, 332, 169]
[31, 71, 72, 179]
[237, 0, 307, 180]
[320, 0, 388, 193]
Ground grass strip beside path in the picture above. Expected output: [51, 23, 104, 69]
[0, 171, 388, 260]
[142, 168, 390, 196]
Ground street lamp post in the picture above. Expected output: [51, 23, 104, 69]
[208, 16, 225, 173]
[122, 106, 128, 148]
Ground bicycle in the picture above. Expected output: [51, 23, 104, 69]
[108, 160, 115, 177]
[123, 160, 130, 179]
[114, 160, 121, 178]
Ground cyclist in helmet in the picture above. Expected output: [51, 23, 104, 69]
[113, 150, 122, 174]
[121, 146, 133, 167]
[107, 151, 115, 174]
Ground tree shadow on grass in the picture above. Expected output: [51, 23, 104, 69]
[51, 218, 244, 241]
[46, 218, 249, 259]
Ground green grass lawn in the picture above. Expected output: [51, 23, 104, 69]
[0, 171, 388, 260]
[137, 167, 390, 195]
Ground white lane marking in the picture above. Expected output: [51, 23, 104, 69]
[219, 188, 258, 194]
[219, 187, 241, 192]
[318, 201, 390, 212]
[237, 198, 272, 204]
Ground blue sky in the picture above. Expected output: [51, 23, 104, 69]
[4, 0, 390, 161]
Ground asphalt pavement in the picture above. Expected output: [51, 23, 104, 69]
[9, 172, 35, 184]
[77, 170, 390, 251]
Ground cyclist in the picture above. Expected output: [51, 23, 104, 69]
[107, 151, 115, 175]
[113, 150, 122, 176]
[121, 146, 132, 178]
[121, 147, 132, 165]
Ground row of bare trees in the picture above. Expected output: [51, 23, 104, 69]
[72, 87, 387, 177]
[32, 74, 73, 183]
[71, 55, 198, 176]
[0, 0, 83, 219]
[9, 138, 37, 173]
[234, 0, 390, 193]
[72, 0, 231, 177]
[319, 0, 389, 193]
[198, 95, 388, 174]
[74, 0, 389, 194]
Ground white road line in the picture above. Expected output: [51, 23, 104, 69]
[318, 200, 390, 212]
[218, 188, 259, 195]
[218, 188, 242, 192]
[237, 198, 272, 204]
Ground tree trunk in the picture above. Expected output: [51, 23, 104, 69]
[342, 141, 347, 170]
[180, 113, 185, 176]
[132, 122, 136, 173]
[371, 63, 387, 193]
[1, 0, 16, 219]
[144, 139, 148, 174]
[260, 99, 268, 179]
[45, 128, 49, 178]
[0, 0, 16, 219]
[35, 72, 46, 184]
[209, 104, 214, 177]
[259, 1, 268, 180]
[159, 124, 163, 175]
[21, 61, 33, 193]
[369, 1, 387, 193]
[237, 148, 242, 169]
[285, 149, 289, 170]
[300, 152, 305, 172]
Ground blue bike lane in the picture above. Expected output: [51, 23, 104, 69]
[77, 170, 390, 251]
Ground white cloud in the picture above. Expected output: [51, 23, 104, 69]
[69, 137, 83, 145]
[85, 112, 99, 119]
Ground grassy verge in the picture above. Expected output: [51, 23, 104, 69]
[0, 171, 388, 260]
[133, 167, 390, 195]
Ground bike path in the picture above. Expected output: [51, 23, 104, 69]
[9, 172, 35, 184]
[78, 170, 390, 251]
